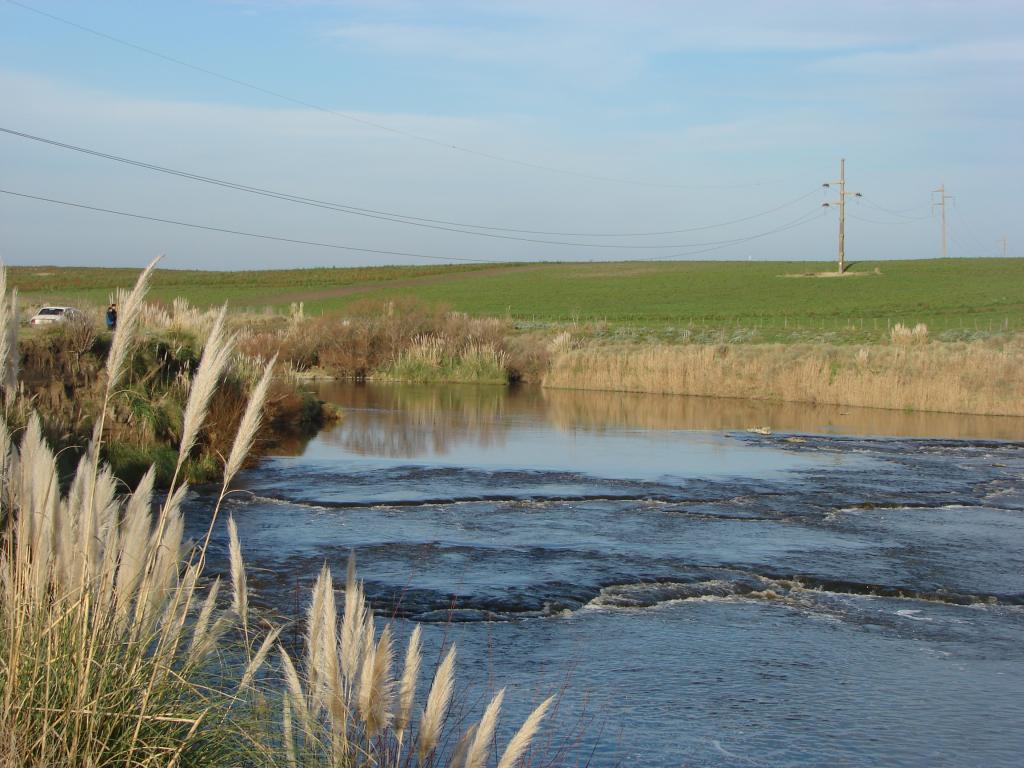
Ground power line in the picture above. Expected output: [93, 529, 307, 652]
[659, 209, 826, 258]
[858, 197, 932, 221]
[948, 229, 976, 257]
[0, 187, 824, 262]
[3, 0, 778, 191]
[951, 205, 998, 256]
[0, 188, 501, 263]
[847, 212, 928, 226]
[0, 126, 821, 245]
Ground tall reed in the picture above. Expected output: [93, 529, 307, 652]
[0, 260, 277, 767]
[0, 262, 18, 398]
[543, 337, 1024, 417]
[0, 261, 560, 767]
[279, 553, 555, 768]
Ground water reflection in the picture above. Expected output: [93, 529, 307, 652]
[315, 382, 1023, 460]
[309, 382, 833, 479]
[541, 387, 1024, 438]
[315, 383, 509, 458]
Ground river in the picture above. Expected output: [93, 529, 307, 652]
[186, 383, 1024, 767]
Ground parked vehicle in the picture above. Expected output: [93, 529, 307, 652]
[29, 306, 82, 326]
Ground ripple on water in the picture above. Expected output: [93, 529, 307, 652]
[187, 384, 1024, 767]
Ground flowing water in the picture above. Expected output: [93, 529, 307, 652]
[186, 383, 1024, 767]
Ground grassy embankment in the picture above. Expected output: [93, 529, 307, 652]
[12, 258, 1024, 416]
[0, 264, 558, 767]
[14, 295, 333, 488]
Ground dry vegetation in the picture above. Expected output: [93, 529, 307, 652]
[543, 332, 1024, 417]
[237, 300, 1022, 418]
[0, 262, 557, 767]
[235, 298, 551, 384]
[14, 292, 331, 486]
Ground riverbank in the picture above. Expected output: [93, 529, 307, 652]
[16, 307, 336, 487]
[542, 335, 1024, 418]
[13, 265, 1024, 419]
[223, 306, 1024, 418]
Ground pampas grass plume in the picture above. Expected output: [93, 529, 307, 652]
[224, 354, 277, 486]
[358, 623, 393, 738]
[417, 643, 456, 761]
[307, 563, 338, 716]
[340, 551, 366, 683]
[464, 688, 505, 768]
[393, 624, 421, 735]
[104, 255, 160, 396]
[187, 576, 222, 664]
[228, 515, 248, 636]
[176, 303, 234, 474]
[239, 626, 282, 693]
[0, 263, 18, 397]
[279, 646, 309, 720]
[451, 723, 477, 768]
[496, 696, 554, 768]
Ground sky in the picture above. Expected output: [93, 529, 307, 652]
[0, 0, 1022, 270]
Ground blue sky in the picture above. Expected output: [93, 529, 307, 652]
[1, 0, 1021, 270]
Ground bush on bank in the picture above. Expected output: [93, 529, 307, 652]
[16, 314, 332, 488]
[236, 298, 553, 384]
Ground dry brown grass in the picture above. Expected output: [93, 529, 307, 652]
[236, 298, 519, 381]
[543, 336, 1024, 417]
[890, 322, 929, 345]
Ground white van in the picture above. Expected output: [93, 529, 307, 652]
[29, 306, 82, 326]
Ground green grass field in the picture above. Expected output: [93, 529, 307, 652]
[11, 258, 1024, 342]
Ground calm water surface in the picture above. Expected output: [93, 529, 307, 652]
[188, 384, 1024, 767]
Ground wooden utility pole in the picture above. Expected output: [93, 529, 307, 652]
[932, 185, 954, 258]
[822, 158, 861, 274]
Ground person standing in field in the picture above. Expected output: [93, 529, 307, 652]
[106, 303, 117, 331]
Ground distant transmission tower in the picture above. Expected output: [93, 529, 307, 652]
[932, 184, 954, 258]
[822, 158, 861, 274]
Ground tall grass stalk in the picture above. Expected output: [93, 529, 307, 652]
[0, 263, 18, 399]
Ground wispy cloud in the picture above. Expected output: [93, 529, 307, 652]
[819, 38, 1024, 73]
[328, 23, 523, 61]
[327, 19, 883, 61]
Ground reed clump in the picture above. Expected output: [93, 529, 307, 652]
[383, 335, 510, 384]
[543, 336, 1024, 417]
[235, 298, 548, 383]
[0, 261, 560, 767]
[279, 554, 555, 767]
[890, 322, 929, 345]
[0, 258, 279, 767]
